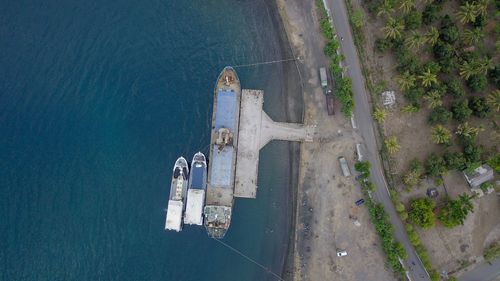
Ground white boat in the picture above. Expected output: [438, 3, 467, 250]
[184, 152, 207, 226]
[165, 156, 189, 231]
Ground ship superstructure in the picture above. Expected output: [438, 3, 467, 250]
[165, 156, 189, 232]
[204, 67, 241, 238]
[184, 152, 207, 226]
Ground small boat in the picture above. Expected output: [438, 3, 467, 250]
[165, 156, 189, 232]
[184, 152, 207, 226]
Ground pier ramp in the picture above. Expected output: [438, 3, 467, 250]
[234, 89, 314, 199]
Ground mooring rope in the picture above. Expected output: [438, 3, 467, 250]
[212, 238, 285, 281]
[233, 57, 300, 68]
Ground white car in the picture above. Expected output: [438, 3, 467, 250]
[336, 250, 347, 257]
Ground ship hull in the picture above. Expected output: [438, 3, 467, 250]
[204, 67, 241, 238]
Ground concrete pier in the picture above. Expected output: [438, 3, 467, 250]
[234, 89, 314, 199]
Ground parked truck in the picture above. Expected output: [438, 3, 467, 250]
[319, 67, 335, 115]
[338, 156, 351, 177]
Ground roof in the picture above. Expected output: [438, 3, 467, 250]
[210, 145, 234, 188]
[214, 90, 238, 131]
[190, 164, 206, 189]
[463, 164, 494, 188]
[184, 190, 205, 225]
[165, 200, 183, 231]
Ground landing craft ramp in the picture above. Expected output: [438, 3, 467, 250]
[234, 89, 314, 199]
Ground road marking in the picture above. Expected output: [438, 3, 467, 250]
[350, 116, 357, 129]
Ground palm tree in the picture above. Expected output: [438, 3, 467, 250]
[396, 71, 416, 90]
[459, 60, 479, 80]
[405, 31, 425, 49]
[456, 2, 479, 24]
[424, 90, 443, 109]
[486, 90, 500, 112]
[475, 0, 490, 16]
[385, 136, 401, 154]
[462, 28, 484, 45]
[425, 27, 440, 46]
[478, 57, 494, 75]
[377, 0, 395, 17]
[401, 105, 419, 113]
[457, 193, 474, 212]
[456, 122, 482, 139]
[418, 68, 438, 87]
[382, 17, 404, 39]
[431, 125, 451, 144]
[373, 107, 387, 123]
[399, 0, 415, 13]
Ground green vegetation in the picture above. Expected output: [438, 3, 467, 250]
[385, 136, 401, 154]
[484, 242, 500, 261]
[354, 161, 407, 273]
[425, 153, 447, 177]
[488, 153, 500, 172]
[354, 160, 371, 178]
[364, 0, 498, 206]
[409, 198, 436, 228]
[402, 158, 424, 188]
[315, 0, 354, 117]
[373, 107, 387, 123]
[366, 198, 406, 273]
[431, 125, 451, 145]
[438, 193, 474, 228]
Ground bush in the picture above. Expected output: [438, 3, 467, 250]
[408, 229, 421, 246]
[355, 161, 371, 177]
[438, 193, 474, 228]
[444, 151, 467, 170]
[464, 142, 482, 167]
[451, 99, 472, 121]
[487, 154, 500, 172]
[409, 198, 436, 228]
[405, 87, 424, 105]
[484, 242, 500, 261]
[366, 199, 406, 273]
[375, 38, 392, 52]
[489, 65, 500, 88]
[433, 41, 457, 73]
[467, 74, 487, 92]
[404, 10, 422, 30]
[439, 15, 459, 44]
[446, 79, 465, 98]
[469, 97, 491, 118]
[422, 4, 441, 25]
[425, 153, 447, 177]
[429, 106, 452, 124]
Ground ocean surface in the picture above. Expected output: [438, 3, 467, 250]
[0, 1, 297, 280]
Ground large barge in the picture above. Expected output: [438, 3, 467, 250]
[204, 67, 241, 238]
[165, 156, 189, 232]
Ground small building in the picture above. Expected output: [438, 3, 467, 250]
[463, 164, 494, 189]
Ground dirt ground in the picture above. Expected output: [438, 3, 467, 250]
[277, 0, 397, 280]
[348, 0, 500, 277]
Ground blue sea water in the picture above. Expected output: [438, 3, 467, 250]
[0, 1, 296, 280]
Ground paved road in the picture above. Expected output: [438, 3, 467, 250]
[459, 258, 500, 281]
[323, 1, 431, 280]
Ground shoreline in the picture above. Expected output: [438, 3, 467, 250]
[264, 0, 304, 280]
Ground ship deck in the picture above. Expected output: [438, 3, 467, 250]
[234, 89, 314, 198]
